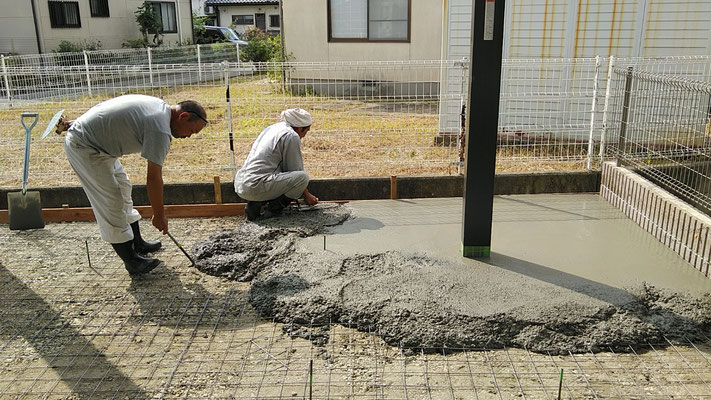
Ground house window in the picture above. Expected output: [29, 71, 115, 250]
[232, 15, 254, 25]
[328, 0, 409, 42]
[90, 0, 109, 17]
[48, 1, 81, 28]
[269, 14, 280, 28]
[150, 2, 177, 33]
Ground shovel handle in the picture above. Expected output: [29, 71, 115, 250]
[21, 113, 39, 131]
[20, 113, 39, 195]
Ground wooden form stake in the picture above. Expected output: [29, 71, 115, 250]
[213, 176, 222, 204]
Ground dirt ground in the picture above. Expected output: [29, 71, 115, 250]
[2, 210, 711, 399]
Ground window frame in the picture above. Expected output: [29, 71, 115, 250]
[149, 1, 177, 34]
[89, 0, 109, 17]
[48, 0, 81, 28]
[327, 0, 410, 43]
[269, 14, 280, 28]
[232, 14, 255, 25]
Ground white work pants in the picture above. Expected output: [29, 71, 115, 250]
[235, 170, 309, 202]
[64, 133, 141, 243]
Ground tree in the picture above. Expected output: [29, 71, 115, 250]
[135, 1, 163, 46]
[240, 27, 284, 62]
[193, 11, 210, 37]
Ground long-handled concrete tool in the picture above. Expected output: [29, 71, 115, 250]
[8, 113, 45, 230]
[166, 232, 196, 267]
[41, 109, 65, 139]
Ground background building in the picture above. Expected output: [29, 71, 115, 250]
[204, 0, 279, 36]
[0, 0, 194, 54]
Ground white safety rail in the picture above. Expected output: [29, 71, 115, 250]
[0, 61, 460, 188]
[1, 44, 242, 68]
[279, 60, 454, 178]
[605, 66, 711, 214]
[0, 64, 229, 188]
[497, 57, 605, 168]
[617, 55, 711, 82]
[2, 56, 710, 189]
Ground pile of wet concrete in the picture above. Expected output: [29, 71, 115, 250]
[192, 205, 711, 354]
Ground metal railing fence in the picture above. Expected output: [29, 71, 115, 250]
[1, 43, 242, 68]
[0, 54, 709, 190]
[606, 67, 711, 215]
[0, 61, 457, 188]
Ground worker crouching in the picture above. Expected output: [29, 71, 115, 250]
[234, 108, 319, 221]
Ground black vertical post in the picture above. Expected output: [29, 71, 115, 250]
[461, 0, 506, 258]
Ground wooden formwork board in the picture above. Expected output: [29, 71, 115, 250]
[0, 203, 245, 223]
[0, 201, 349, 223]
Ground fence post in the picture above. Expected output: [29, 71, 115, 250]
[587, 56, 601, 170]
[600, 55, 615, 162]
[617, 66, 634, 167]
[1, 55, 11, 102]
[197, 44, 202, 81]
[223, 62, 236, 170]
[147, 47, 154, 87]
[83, 50, 92, 96]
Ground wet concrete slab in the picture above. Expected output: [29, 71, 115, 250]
[300, 194, 711, 295]
[191, 194, 711, 353]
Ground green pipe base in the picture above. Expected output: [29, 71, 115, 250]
[461, 244, 490, 258]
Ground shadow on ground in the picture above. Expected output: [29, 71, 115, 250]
[189, 205, 711, 355]
[0, 263, 149, 399]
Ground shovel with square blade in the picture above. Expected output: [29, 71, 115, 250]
[8, 113, 45, 230]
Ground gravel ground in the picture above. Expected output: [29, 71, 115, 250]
[2, 207, 711, 398]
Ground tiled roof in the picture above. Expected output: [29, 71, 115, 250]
[205, 0, 278, 5]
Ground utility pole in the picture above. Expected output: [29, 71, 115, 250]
[461, 0, 506, 258]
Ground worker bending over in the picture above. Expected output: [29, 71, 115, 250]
[61, 94, 208, 275]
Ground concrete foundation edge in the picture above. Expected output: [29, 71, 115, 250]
[600, 161, 711, 278]
[1, 171, 601, 209]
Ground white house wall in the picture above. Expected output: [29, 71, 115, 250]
[439, 0, 472, 135]
[0, 0, 193, 54]
[282, 0, 442, 63]
[193, 0, 207, 15]
[642, 0, 711, 57]
[506, 0, 711, 59]
[0, 1, 39, 54]
[437, 0, 711, 134]
[282, 0, 711, 63]
[214, 4, 279, 35]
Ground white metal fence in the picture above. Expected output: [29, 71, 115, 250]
[0, 51, 709, 189]
[605, 67, 711, 215]
[1, 43, 242, 68]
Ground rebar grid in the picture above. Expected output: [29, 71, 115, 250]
[2, 217, 711, 399]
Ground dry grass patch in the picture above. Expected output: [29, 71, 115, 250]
[0, 75, 587, 188]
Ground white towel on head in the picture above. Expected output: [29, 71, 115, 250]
[280, 108, 312, 127]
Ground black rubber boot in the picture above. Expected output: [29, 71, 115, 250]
[112, 241, 160, 275]
[263, 195, 294, 219]
[130, 221, 161, 254]
[245, 201, 264, 221]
